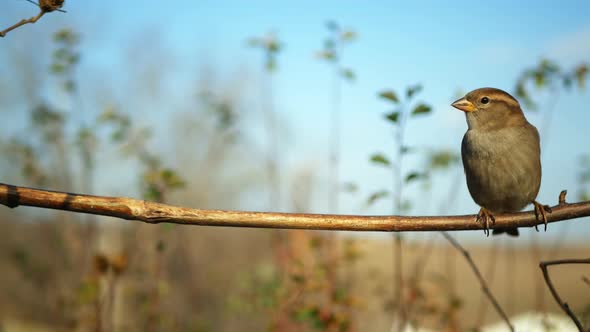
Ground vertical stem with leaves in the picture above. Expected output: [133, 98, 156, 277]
[370, 85, 432, 329]
[316, 22, 357, 327]
[316, 21, 356, 214]
[99, 107, 185, 332]
[247, 32, 283, 211]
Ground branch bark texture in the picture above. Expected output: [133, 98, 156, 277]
[0, 183, 589, 232]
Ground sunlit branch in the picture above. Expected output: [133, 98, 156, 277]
[0, 183, 588, 232]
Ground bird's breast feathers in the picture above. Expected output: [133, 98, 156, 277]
[461, 124, 541, 212]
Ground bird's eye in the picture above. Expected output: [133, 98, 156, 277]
[481, 97, 489, 104]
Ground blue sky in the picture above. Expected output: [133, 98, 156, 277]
[1, 0, 589, 243]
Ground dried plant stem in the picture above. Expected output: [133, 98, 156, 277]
[539, 258, 590, 332]
[262, 67, 280, 210]
[392, 99, 411, 331]
[529, 229, 546, 312]
[504, 240, 515, 315]
[475, 241, 499, 326]
[0, 183, 589, 232]
[441, 231, 515, 332]
[328, 54, 341, 214]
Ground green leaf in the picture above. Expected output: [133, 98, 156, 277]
[267, 40, 281, 53]
[515, 80, 536, 110]
[580, 170, 590, 183]
[367, 190, 390, 206]
[341, 182, 358, 193]
[50, 63, 66, 74]
[406, 84, 422, 99]
[156, 240, 166, 252]
[54, 28, 79, 44]
[405, 172, 427, 183]
[411, 103, 432, 116]
[378, 90, 399, 103]
[400, 146, 412, 154]
[370, 153, 391, 167]
[326, 21, 339, 31]
[341, 68, 355, 81]
[384, 111, 400, 123]
[290, 274, 305, 284]
[563, 76, 573, 89]
[246, 37, 262, 47]
[341, 30, 357, 42]
[575, 64, 588, 89]
[161, 169, 186, 188]
[534, 71, 545, 87]
[324, 38, 335, 50]
[265, 58, 276, 72]
[317, 50, 336, 61]
[400, 200, 412, 213]
[63, 80, 76, 92]
[428, 150, 460, 170]
[539, 59, 560, 75]
[450, 295, 463, 309]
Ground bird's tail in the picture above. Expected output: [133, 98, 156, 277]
[492, 227, 519, 236]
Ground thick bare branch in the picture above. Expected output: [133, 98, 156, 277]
[539, 258, 590, 332]
[0, 182, 589, 232]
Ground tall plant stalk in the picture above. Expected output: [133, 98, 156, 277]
[370, 85, 432, 330]
[248, 32, 283, 211]
[317, 21, 356, 213]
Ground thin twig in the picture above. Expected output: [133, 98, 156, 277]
[539, 258, 590, 332]
[0, 10, 45, 38]
[583, 276, 590, 288]
[0, 183, 589, 232]
[475, 241, 499, 326]
[1, 0, 65, 38]
[328, 36, 341, 214]
[441, 231, 515, 331]
[392, 97, 412, 331]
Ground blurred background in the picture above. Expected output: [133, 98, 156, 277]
[0, 1, 589, 331]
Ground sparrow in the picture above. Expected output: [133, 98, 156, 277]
[451, 88, 551, 236]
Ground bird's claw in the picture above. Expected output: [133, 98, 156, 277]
[476, 208, 496, 237]
[532, 200, 552, 232]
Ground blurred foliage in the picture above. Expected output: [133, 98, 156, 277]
[367, 84, 433, 209]
[515, 59, 588, 109]
[233, 233, 363, 332]
[3, 138, 48, 185]
[0, 15, 588, 332]
[248, 31, 283, 72]
[369, 153, 391, 167]
[98, 106, 185, 202]
[428, 150, 460, 171]
[316, 21, 357, 83]
[340, 182, 358, 193]
[579, 155, 590, 201]
[3, 28, 81, 188]
[51, 28, 80, 93]
[369, 84, 462, 330]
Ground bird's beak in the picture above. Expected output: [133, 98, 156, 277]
[451, 98, 477, 112]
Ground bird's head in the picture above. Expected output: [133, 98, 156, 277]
[452, 87, 527, 131]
